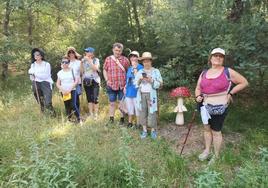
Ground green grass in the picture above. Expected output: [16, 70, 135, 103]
[0, 75, 268, 187]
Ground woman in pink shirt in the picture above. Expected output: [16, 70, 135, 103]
[195, 48, 248, 164]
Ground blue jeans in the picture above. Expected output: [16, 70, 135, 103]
[106, 86, 124, 102]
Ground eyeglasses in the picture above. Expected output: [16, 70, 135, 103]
[62, 61, 70, 64]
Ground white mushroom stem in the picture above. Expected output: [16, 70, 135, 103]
[173, 97, 187, 125]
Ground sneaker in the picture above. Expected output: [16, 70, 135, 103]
[127, 122, 133, 128]
[198, 151, 210, 161]
[151, 131, 157, 139]
[119, 117, 124, 126]
[140, 131, 148, 139]
[208, 155, 217, 165]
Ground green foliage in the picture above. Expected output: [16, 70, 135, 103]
[194, 168, 225, 188]
[2, 138, 79, 187]
[118, 128, 145, 187]
[231, 147, 268, 187]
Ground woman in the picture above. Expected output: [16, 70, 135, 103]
[28, 48, 55, 116]
[66, 47, 82, 109]
[125, 51, 143, 128]
[135, 52, 163, 139]
[81, 47, 101, 119]
[56, 58, 81, 124]
[195, 48, 248, 164]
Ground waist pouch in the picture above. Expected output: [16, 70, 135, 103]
[205, 103, 228, 115]
[83, 78, 93, 86]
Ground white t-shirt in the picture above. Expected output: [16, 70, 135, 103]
[57, 69, 75, 92]
[69, 59, 81, 84]
[140, 69, 152, 93]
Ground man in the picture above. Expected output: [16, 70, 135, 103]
[103, 43, 130, 125]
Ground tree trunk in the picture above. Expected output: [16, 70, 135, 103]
[125, 0, 135, 41]
[131, 0, 144, 47]
[147, 0, 153, 17]
[2, 0, 12, 80]
[187, 0, 194, 10]
[228, 0, 245, 22]
[27, 7, 33, 45]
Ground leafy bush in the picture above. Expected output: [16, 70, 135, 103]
[118, 128, 145, 187]
[2, 138, 80, 187]
[231, 147, 268, 187]
[194, 168, 225, 188]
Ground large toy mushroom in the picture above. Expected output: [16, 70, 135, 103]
[170, 87, 191, 125]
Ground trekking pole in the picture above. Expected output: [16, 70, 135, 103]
[180, 109, 197, 156]
[33, 76, 42, 113]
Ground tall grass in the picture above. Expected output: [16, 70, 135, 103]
[0, 75, 268, 187]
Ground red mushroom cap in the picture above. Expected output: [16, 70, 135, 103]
[170, 87, 191, 98]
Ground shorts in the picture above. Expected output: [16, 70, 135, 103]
[84, 80, 99, 104]
[125, 97, 139, 116]
[106, 86, 124, 102]
[208, 109, 228, 132]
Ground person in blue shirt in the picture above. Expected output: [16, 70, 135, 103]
[124, 51, 143, 128]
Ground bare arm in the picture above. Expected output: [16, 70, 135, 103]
[195, 74, 204, 102]
[228, 68, 249, 95]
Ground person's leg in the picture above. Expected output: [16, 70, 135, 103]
[126, 97, 134, 125]
[106, 86, 116, 123]
[93, 82, 100, 117]
[118, 89, 125, 121]
[64, 99, 72, 120]
[32, 81, 44, 112]
[140, 93, 149, 138]
[204, 125, 212, 153]
[71, 90, 80, 122]
[211, 130, 223, 158]
[40, 81, 55, 116]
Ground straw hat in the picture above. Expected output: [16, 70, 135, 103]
[139, 52, 156, 61]
[66, 46, 81, 59]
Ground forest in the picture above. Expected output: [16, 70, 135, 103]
[0, 0, 267, 187]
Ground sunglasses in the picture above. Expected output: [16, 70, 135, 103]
[62, 60, 70, 64]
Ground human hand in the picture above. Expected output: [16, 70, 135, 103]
[227, 94, 233, 104]
[196, 95, 203, 103]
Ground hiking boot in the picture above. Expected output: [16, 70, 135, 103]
[127, 122, 133, 128]
[106, 117, 114, 126]
[198, 151, 210, 161]
[151, 131, 157, 139]
[140, 131, 148, 139]
[119, 117, 124, 126]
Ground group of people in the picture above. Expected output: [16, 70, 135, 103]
[28, 44, 248, 163]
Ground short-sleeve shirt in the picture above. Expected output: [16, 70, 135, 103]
[82, 57, 101, 83]
[57, 69, 75, 91]
[69, 59, 81, 84]
[104, 55, 129, 90]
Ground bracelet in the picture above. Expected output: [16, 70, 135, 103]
[228, 92, 233, 97]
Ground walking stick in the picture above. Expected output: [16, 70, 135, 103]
[33, 76, 42, 113]
[180, 109, 197, 155]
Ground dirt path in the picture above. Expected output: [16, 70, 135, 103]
[158, 123, 243, 156]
